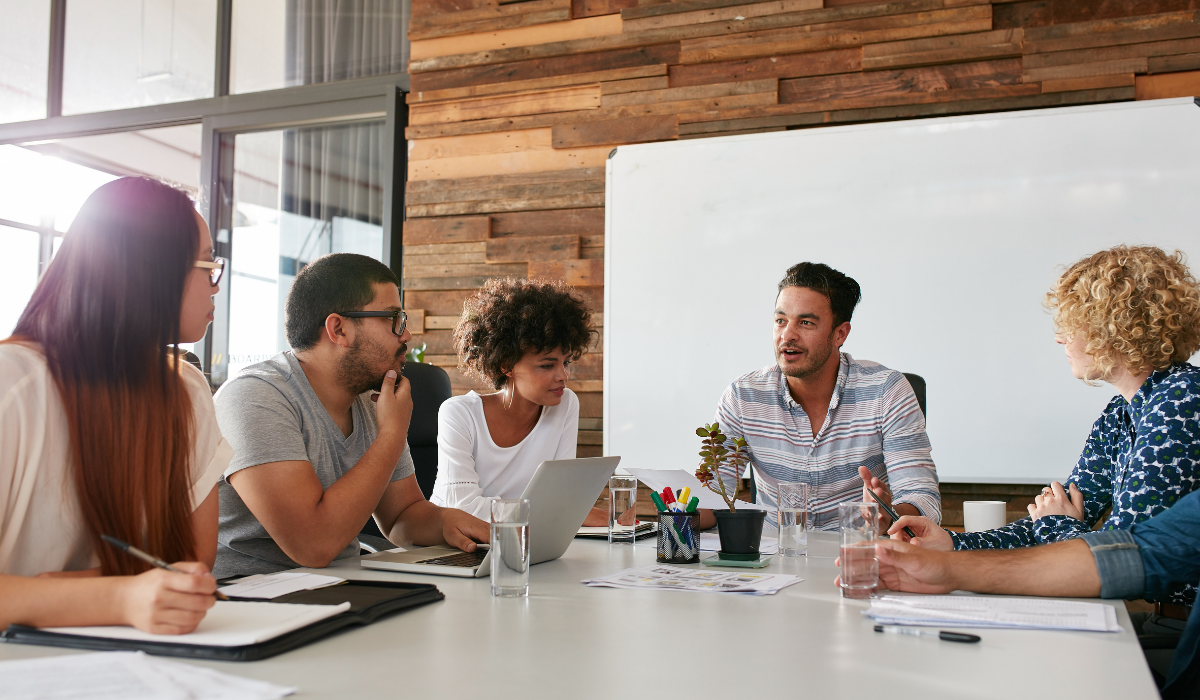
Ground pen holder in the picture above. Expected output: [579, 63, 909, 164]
[656, 511, 701, 564]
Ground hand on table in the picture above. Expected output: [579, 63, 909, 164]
[441, 508, 491, 551]
[121, 562, 217, 635]
[582, 506, 611, 527]
[1028, 481, 1084, 521]
[887, 515, 953, 551]
[834, 539, 956, 594]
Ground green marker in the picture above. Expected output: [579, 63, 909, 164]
[650, 491, 668, 512]
[685, 496, 699, 512]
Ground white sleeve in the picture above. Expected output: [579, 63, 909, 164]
[431, 400, 492, 520]
[180, 363, 231, 511]
[553, 389, 579, 460]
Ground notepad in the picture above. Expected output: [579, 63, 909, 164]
[218, 572, 346, 600]
[42, 601, 351, 647]
[865, 595, 1122, 632]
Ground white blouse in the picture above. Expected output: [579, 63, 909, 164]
[430, 389, 578, 519]
[0, 343, 231, 576]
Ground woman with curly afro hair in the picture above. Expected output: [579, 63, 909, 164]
[430, 278, 606, 525]
[891, 246, 1200, 610]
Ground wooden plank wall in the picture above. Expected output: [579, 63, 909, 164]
[402, 0, 1200, 458]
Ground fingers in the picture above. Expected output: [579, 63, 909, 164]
[381, 369, 397, 394]
[1050, 481, 1067, 501]
[394, 375, 412, 401]
[163, 562, 217, 596]
[1068, 483, 1085, 510]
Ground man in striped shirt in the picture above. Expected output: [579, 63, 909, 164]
[715, 262, 941, 531]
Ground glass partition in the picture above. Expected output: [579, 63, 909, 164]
[63, 0, 217, 114]
[0, 0, 51, 124]
[215, 120, 386, 383]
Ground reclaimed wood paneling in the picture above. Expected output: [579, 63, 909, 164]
[405, 0, 1195, 457]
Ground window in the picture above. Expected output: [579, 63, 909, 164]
[63, 0, 217, 114]
[0, 0, 51, 124]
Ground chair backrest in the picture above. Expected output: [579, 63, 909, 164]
[902, 373, 927, 419]
[403, 361, 452, 499]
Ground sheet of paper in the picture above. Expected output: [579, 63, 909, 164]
[583, 564, 802, 595]
[865, 595, 1121, 632]
[0, 651, 296, 700]
[698, 532, 778, 555]
[624, 468, 770, 511]
[218, 572, 346, 600]
[43, 600, 351, 647]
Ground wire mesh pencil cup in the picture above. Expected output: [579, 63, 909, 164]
[656, 511, 701, 564]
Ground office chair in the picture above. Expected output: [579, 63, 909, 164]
[359, 361, 453, 553]
[748, 372, 928, 505]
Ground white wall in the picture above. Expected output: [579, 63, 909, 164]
[604, 98, 1200, 483]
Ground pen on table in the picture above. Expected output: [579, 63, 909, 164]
[101, 535, 229, 601]
[863, 486, 917, 540]
[874, 625, 980, 643]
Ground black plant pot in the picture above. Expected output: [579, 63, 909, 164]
[713, 509, 767, 558]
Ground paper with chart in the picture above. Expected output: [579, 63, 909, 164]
[623, 468, 770, 510]
[43, 600, 351, 647]
[583, 565, 802, 595]
[866, 595, 1121, 632]
[218, 571, 346, 599]
[0, 651, 295, 700]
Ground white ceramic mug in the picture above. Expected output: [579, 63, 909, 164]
[962, 501, 1007, 533]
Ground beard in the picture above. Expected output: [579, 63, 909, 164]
[338, 334, 407, 396]
[776, 332, 836, 380]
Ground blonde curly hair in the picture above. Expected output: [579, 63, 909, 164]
[1046, 245, 1200, 379]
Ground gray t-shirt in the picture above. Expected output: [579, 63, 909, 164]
[212, 351, 414, 578]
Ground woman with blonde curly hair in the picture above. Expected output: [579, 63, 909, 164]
[890, 246, 1200, 602]
[429, 278, 604, 524]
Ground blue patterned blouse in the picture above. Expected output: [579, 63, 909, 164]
[951, 362, 1200, 604]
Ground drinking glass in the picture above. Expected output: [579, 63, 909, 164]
[490, 499, 530, 598]
[776, 482, 809, 557]
[608, 476, 638, 544]
[839, 501, 878, 599]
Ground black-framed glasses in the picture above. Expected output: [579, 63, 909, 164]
[337, 309, 408, 336]
[193, 257, 226, 286]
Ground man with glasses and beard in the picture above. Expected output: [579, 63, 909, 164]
[709, 263, 941, 532]
[212, 253, 488, 577]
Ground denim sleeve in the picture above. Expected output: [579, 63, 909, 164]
[1127, 489, 1200, 601]
[950, 517, 1035, 550]
[1079, 530, 1145, 599]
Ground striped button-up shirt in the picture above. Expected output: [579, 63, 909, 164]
[714, 353, 941, 530]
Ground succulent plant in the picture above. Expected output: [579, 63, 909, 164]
[695, 422, 751, 512]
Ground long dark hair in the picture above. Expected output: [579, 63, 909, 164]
[9, 177, 200, 575]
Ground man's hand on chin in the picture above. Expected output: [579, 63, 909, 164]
[441, 508, 491, 551]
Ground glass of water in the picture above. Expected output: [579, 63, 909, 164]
[776, 481, 808, 556]
[839, 501, 878, 599]
[490, 499, 530, 598]
[608, 476, 638, 544]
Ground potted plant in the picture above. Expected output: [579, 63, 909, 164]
[695, 422, 766, 559]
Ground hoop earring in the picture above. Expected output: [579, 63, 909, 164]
[504, 381, 515, 410]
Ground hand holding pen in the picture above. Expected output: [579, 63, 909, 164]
[102, 535, 224, 635]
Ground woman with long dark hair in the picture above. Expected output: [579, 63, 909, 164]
[0, 177, 231, 634]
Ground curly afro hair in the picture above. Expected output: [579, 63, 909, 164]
[454, 277, 598, 389]
[1047, 245, 1200, 379]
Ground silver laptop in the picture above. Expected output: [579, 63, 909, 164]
[360, 456, 621, 577]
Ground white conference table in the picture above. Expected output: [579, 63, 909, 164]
[0, 532, 1160, 698]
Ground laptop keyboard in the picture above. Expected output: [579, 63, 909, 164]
[416, 550, 488, 567]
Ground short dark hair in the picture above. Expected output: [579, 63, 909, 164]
[454, 278, 598, 389]
[777, 262, 862, 326]
[285, 253, 400, 350]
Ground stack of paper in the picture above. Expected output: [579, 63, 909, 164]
[865, 595, 1121, 632]
[218, 572, 346, 600]
[0, 651, 295, 699]
[623, 468, 770, 511]
[583, 565, 802, 595]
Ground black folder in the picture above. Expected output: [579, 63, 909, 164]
[0, 580, 443, 662]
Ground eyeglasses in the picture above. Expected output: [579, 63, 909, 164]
[337, 309, 408, 337]
[194, 257, 226, 286]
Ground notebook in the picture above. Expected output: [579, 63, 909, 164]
[575, 522, 657, 539]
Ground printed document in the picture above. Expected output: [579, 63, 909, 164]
[218, 572, 346, 600]
[583, 564, 802, 595]
[866, 595, 1121, 632]
[624, 468, 770, 510]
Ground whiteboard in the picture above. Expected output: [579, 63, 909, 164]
[604, 98, 1200, 484]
